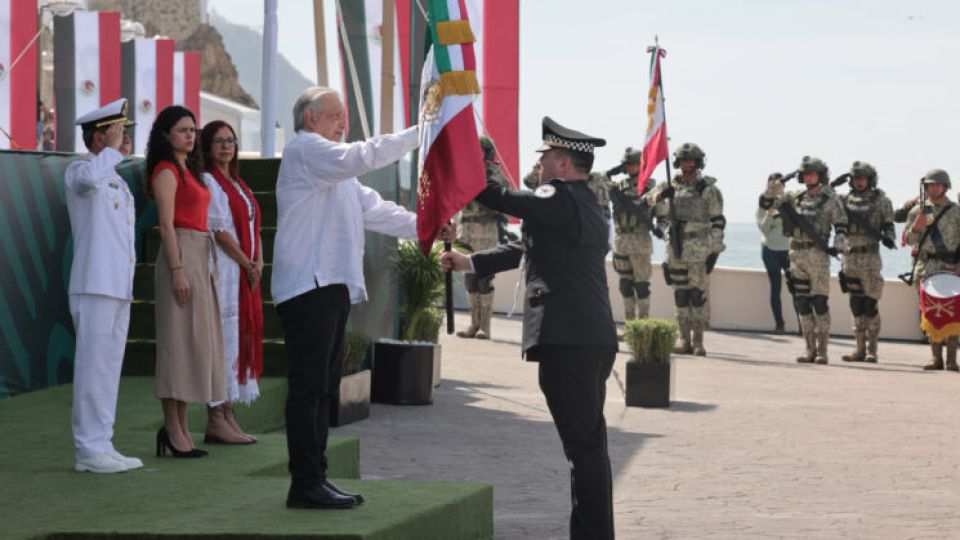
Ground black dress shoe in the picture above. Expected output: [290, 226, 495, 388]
[286, 483, 357, 509]
[324, 480, 364, 505]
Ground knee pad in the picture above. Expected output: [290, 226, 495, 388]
[674, 289, 689, 308]
[812, 295, 829, 315]
[619, 278, 634, 297]
[635, 281, 651, 299]
[475, 276, 495, 295]
[796, 295, 812, 315]
[688, 288, 707, 307]
[849, 295, 865, 317]
[845, 275, 864, 295]
[863, 297, 879, 317]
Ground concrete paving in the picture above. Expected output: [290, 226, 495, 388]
[334, 313, 960, 539]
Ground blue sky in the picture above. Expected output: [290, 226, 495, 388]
[209, 0, 960, 222]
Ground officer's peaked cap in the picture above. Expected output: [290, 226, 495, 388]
[536, 116, 605, 154]
[75, 97, 136, 130]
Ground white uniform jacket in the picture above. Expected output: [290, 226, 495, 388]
[64, 147, 136, 301]
[271, 127, 420, 305]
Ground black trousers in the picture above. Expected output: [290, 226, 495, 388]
[276, 284, 351, 489]
[537, 346, 617, 540]
[762, 245, 790, 325]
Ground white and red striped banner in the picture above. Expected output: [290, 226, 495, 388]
[122, 37, 174, 155]
[53, 11, 121, 152]
[0, 0, 38, 150]
[638, 45, 668, 193]
[173, 51, 201, 118]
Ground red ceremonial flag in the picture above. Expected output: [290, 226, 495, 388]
[0, 0, 38, 150]
[173, 51, 201, 118]
[637, 44, 668, 193]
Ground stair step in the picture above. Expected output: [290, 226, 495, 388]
[142, 226, 276, 265]
[123, 339, 288, 377]
[134, 263, 273, 301]
[128, 297, 283, 340]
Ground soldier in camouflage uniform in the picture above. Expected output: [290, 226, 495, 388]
[905, 169, 960, 371]
[648, 143, 725, 356]
[609, 147, 655, 330]
[762, 157, 847, 364]
[455, 136, 510, 339]
[837, 162, 895, 363]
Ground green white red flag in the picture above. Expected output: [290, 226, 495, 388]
[416, 0, 486, 254]
[637, 45, 668, 193]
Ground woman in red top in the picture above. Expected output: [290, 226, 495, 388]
[146, 105, 225, 458]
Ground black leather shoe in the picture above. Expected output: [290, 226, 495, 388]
[324, 480, 364, 505]
[286, 484, 357, 509]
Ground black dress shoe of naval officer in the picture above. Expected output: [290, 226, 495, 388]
[325, 480, 365, 505]
[286, 483, 357, 509]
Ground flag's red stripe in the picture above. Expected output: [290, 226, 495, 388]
[184, 51, 201, 117]
[98, 12, 121, 105]
[456, 0, 477, 71]
[418, 106, 486, 252]
[10, 0, 37, 149]
[638, 123, 667, 193]
[155, 39, 175, 111]
[481, 0, 519, 189]
[395, 0, 412, 127]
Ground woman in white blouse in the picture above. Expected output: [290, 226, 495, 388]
[199, 120, 264, 444]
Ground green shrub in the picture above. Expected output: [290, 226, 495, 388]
[395, 240, 444, 342]
[342, 331, 371, 375]
[623, 319, 678, 364]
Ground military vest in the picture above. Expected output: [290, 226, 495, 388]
[612, 178, 652, 234]
[784, 189, 838, 239]
[670, 175, 715, 224]
[842, 189, 887, 236]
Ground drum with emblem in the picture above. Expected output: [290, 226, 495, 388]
[919, 271, 960, 342]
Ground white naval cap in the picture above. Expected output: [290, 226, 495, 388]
[74, 97, 136, 130]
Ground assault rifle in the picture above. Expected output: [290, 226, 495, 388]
[608, 185, 663, 239]
[777, 198, 840, 259]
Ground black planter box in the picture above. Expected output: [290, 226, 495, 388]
[330, 370, 371, 427]
[371, 341, 439, 405]
[625, 360, 671, 408]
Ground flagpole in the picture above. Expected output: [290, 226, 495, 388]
[652, 38, 672, 186]
[445, 241, 454, 334]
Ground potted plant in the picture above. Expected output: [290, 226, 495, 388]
[623, 319, 678, 408]
[330, 331, 371, 427]
[372, 241, 444, 405]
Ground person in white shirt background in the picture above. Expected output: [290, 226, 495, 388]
[63, 98, 143, 474]
[272, 86, 453, 509]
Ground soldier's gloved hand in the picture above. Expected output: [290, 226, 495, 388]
[833, 234, 847, 254]
[762, 181, 779, 200]
[657, 186, 675, 202]
[881, 236, 896, 249]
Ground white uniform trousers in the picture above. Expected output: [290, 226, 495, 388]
[69, 294, 131, 459]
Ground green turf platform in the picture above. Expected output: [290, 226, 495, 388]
[0, 378, 493, 539]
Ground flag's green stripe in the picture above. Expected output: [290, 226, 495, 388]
[428, 0, 453, 72]
[430, 0, 450, 22]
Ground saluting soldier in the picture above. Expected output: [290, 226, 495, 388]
[455, 136, 509, 340]
[763, 157, 847, 364]
[648, 143, 726, 356]
[609, 147, 656, 330]
[64, 98, 143, 473]
[905, 169, 960, 371]
[838, 162, 895, 363]
[441, 117, 618, 540]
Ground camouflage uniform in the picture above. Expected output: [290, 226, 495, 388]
[648, 143, 725, 356]
[763, 157, 847, 364]
[904, 169, 960, 371]
[838, 162, 895, 363]
[586, 171, 612, 222]
[610, 148, 655, 322]
[456, 137, 509, 339]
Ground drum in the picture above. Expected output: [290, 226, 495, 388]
[919, 271, 960, 342]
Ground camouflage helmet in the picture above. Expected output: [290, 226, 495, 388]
[798, 156, 829, 184]
[479, 136, 496, 161]
[923, 168, 951, 189]
[849, 160, 877, 188]
[622, 146, 641, 165]
[672, 142, 705, 169]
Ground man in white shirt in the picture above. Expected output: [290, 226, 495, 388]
[273, 86, 435, 509]
[64, 98, 142, 473]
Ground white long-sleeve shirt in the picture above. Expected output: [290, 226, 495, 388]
[64, 147, 136, 301]
[271, 127, 420, 305]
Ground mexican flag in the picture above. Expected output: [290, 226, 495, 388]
[0, 0, 38, 150]
[121, 37, 175, 155]
[637, 44, 668, 193]
[415, 0, 486, 254]
[172, 51, 201, 119]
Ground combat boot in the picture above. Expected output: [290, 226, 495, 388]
[946, 337, 959, 372]
[674, 322, 693, 354]
[814, 331, 830, 364]
[796, 331, 816, 363]
[456, 293, 480, 338]
[692, 324, 707, 356]
[865, 330, 879, 363]
[842, 331, 866, 362]
[923, 342, 944, 370]
[475, 293, 494, 340]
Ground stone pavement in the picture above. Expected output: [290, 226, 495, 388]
[334, 313, 960, 539]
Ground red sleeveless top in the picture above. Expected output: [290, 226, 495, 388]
[151, 161, 209, 232]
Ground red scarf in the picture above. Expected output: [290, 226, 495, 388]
[210, 166, 263, 385]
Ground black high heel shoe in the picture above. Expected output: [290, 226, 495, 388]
[156, 427, 206, 458]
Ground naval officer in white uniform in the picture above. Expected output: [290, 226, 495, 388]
[65, 98, 143, 473]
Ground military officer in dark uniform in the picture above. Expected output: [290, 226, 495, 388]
[442, 117, 618, 540]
